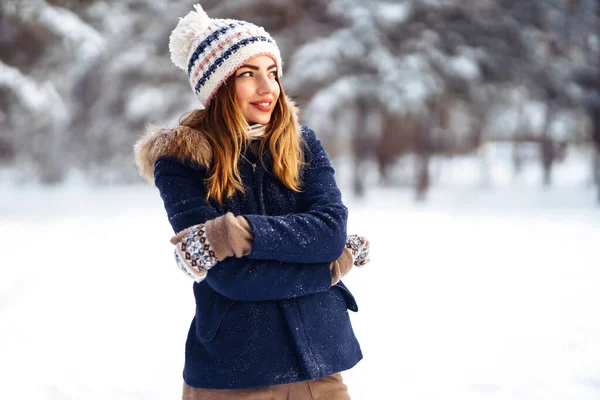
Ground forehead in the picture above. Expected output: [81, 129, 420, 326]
[240, 55, 277, 68]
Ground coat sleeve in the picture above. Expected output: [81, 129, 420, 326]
[153, 156, 332, 302]
[243, 126, 348, 264]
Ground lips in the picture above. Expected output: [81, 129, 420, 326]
[250, 101, 273, 112]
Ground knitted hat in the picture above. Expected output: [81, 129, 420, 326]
[169, 4, 283, 109]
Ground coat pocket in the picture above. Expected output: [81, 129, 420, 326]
[334, 281, 358, 312]
[193, 284, 237, 342]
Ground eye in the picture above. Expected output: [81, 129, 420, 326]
[269, 70, 278, 78]
[237, 71, 252, 78]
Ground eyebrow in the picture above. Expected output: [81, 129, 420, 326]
[238, 63, 277, 70]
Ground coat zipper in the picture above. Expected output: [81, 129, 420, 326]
[240, 153, 257, 172]
[241, 151, 265, 214]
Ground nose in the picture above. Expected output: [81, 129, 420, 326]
[256, 73, 276, 95]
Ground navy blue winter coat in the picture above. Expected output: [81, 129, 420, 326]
[136, 122, 362, 389]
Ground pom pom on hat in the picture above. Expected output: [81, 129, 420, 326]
[169, 4, 211, 71]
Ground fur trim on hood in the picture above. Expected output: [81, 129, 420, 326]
[134, 124, 212, 184]
[133, 96, 300, 184]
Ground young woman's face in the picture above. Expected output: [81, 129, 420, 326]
[234, 55, 281, 125]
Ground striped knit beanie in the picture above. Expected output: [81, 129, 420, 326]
[169, 4, 283, 108]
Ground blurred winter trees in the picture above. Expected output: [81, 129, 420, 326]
[1, 0, 599, 200]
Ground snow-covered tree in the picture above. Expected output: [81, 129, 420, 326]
[0, 0, 104, 181]
[0, 0, 596, 198]
[286, 0, 594, 197]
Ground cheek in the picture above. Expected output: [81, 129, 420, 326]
[235, 85, 252, 105]
[273, 82, 281, 98]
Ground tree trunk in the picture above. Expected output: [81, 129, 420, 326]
[595, 0, 600, 202]
[414, 107, 434, 201]
[540, 136, 554, 187]
[415, 152, 430, 202]
[352, 156, 365, 198]
[540, 100, 555, 187]
[352, 99, 372, 198]
[564, 0, 579, 46]
[594, 148, 600, 203]
[512, 141, 523, 176]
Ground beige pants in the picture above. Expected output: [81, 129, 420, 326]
[182, 373, 350, 400]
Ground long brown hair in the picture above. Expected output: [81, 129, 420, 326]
[179, 76, 304, 205]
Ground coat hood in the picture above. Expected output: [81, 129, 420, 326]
[133, 96, 300, 184]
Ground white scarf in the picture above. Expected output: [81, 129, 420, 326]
[247, 124, 266, 141]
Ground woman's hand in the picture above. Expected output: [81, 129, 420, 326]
[345, 234, 370, 267]
[170, 212, 253, 282]
[172, 223, 218, 282]
[171, 212, 253, 260]
[330, 235, 370, 285]
[172, 216, 370, 285]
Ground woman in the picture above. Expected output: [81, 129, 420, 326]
[134, 4, 369, 399]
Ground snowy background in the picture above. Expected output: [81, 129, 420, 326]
[2, 0, 600, 398]
[2, 0, 600, 197]
[1, 153, 599, 399]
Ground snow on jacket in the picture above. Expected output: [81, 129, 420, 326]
[133, 103, 362, 390]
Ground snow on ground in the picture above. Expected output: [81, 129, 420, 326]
[1, 155, 599, 399]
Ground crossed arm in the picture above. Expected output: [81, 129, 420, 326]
[154, 162, 353, 301]
[154, 128, 367, 301]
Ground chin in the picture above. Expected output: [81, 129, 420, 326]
[247, 114, 272, 125]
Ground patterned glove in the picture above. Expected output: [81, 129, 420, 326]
[172, 219, 370, 284]
[173, 223, 219, 283]
[345, 234, 370, 267]
[330, 235, 370, 285]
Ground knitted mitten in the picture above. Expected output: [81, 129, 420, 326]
[330, 247, 354, 285]
[171, 212, 252, 260]
[170, 212, 252, 282]
[330, 235, 370, 285]
[346, 234, 370, 267]
[171, 215, 370, 284]
[173, 223, 219, 283]
[204, 212, 253, 259]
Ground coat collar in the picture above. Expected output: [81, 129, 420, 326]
[133, 96, 300, 184]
